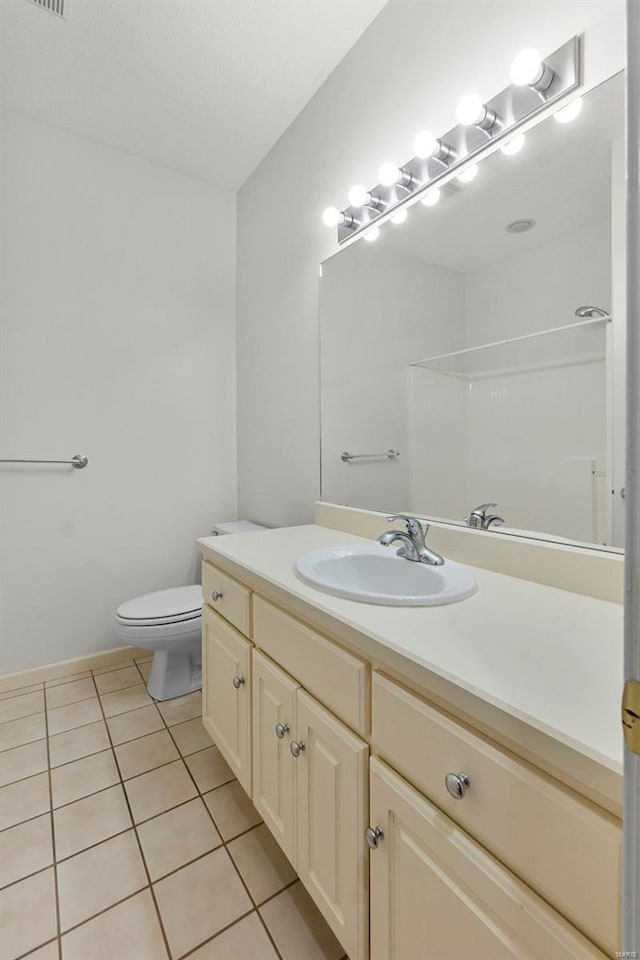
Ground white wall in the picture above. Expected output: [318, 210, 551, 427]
[236, 0, 625, 528]
[320, 241, 462, 511]
[0, 109, 237, 673]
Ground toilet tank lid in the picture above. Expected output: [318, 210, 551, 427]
[211, 520, 268, 535]
[117, 585, 202, 621]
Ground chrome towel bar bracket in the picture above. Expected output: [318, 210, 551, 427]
[0, 454, 89, 469]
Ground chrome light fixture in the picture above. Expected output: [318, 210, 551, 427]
[321, 35, 581, 244]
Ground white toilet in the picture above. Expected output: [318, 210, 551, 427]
[115, 521, 267, 700]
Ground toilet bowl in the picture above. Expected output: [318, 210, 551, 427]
[116, 585, 203, 701]
[116, 520, 268, 700]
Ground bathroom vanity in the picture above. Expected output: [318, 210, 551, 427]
[198, 514, 622, 960]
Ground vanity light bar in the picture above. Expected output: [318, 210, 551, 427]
[324, 36, 581, 245]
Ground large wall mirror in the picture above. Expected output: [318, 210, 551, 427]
[319, 72, 626, 551]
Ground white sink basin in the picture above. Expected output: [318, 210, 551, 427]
[294, 544, 477, 606]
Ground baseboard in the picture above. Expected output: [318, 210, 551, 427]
[0, 645, 151, 693]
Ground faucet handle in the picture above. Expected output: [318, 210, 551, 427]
[385, 515, 428, 537]
[472, 503, 497, 515]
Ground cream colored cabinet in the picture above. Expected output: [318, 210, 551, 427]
[369, 757, 607, 960]
[252, 649, 299, 862]
[294, 689, 369, 960]
[202, 605, 252, 793]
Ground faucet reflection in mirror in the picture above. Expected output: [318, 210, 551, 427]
[321, 39, 582, 245]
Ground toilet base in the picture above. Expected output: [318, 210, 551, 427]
[147, 648, 202, 701]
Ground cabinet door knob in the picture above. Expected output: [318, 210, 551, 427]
[445, 772, 470, 799]
[290, 740, 305, 758]
[275, 723, 290, 739]
[211, 591, 223, 602]
[232, 675, 245, 689]
[365, 826, 384, 850]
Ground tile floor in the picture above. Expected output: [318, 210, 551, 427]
[0, 658, 347, 960]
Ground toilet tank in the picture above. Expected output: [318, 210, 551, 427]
[211, 520, 269, 536]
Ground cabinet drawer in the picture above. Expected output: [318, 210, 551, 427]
[372, 673, 620, 955]
[202, 560, 251, 638]
[253, 597, 369, 735]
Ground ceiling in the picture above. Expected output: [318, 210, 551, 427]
[0, 0, 386, 190]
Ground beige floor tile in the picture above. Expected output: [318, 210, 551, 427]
[94, 665, 141, 695]
[137, 661, 152, 681]
[0, 771, 50, 830]
[0, 867, 57, 960]
[157, 691, 202, 726]
[0, 691, 45, 724]
[46, 671, 91, 688]
[185, 745, 234, 793]
[0, 712, 46, 751]
[22, 939, 60, 960]
[0, 739, 48, 787]
[115, 729, 179, 780]
[204, 780, 261, 841]
[106, 705, 164, 746]
[49, 720, 110, 768]
[189, 913, 279, 960]
[137, 797, 222, 881]
[0, 683, 43, 702]
[92, 658, 134, 676]
[51, 750, 120, 808]
[46, 678, 96, 710]
[100, 684, 154, 718]
[61, 889, 168, 960]
[57, 829, 147, 931]
[0, 813, 53, 888]
[124, 759, 197, 823]
[154, 847, 252, 958]
[260, 882, 344, 960]
[47, 698, 102, 736]
[54, 783, 131, 860]
[228, 824, 297, 905]
[170, 717, 213, 756]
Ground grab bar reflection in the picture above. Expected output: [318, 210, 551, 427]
[341, 449, 400, 463]
[0, 454, 89, 469]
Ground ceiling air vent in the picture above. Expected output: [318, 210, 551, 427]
[28, 0, 65, 17]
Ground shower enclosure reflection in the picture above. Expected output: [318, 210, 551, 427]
[319, 73, 625, 549]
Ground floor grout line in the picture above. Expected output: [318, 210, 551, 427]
[42, 680, 63, 960]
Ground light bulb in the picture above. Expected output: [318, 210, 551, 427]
[413, 130, 438, 159]
[378, 161, 402, 186]
[456, 164, 478, 184]
[391, 209, 408, 224]
[510, 48, 543, 86]
[501, 134, 525, 156]
[322, 206, 342, 227]
[420, 188, 441, 207]
[364, 226, 380, 242]
[456, 94, 486, 126]
[554, 97, 583, 124]
[348, 184, 370, 208]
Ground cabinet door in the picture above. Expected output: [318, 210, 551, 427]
[295, 689, 369, 960]
[369, 757, 608, 960]
[202, 605, 252, 793]
[252, 650, 299, 864]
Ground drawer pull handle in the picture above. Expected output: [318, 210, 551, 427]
[365, 826, 384, 850]
[232, 675, 245, 689]
[211, 591, 223, 602]
[275, 723, 290, 739]
[290, 740, 305, 758]
[445, 772, 470, 799]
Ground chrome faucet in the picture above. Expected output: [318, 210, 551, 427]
[464, 503, 505, 530]
[378, 515, 445, 566]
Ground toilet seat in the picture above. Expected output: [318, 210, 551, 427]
[116, 585, 202, 627]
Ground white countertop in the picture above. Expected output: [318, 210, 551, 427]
[198, 524, 623, 783]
